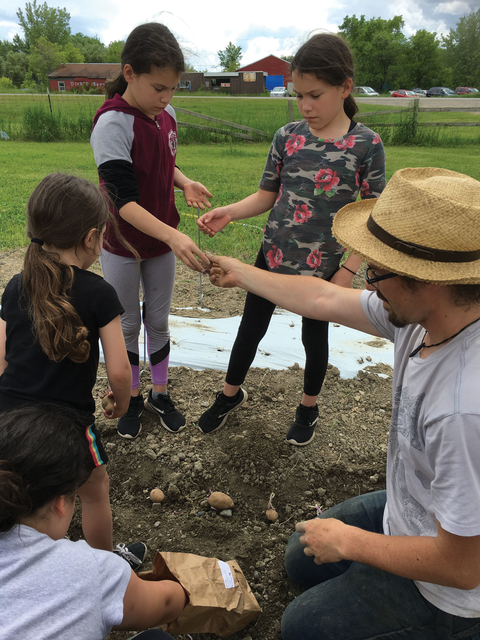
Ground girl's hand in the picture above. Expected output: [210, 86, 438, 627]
[168, 229, 211, 273]
[183, 181, 213, 210]
[102, 391, 128, 419]
[197, 207, 232, 237]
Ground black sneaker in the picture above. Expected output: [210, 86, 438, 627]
[145, 389, 186, 433]
[285, 404, 318, 446]
[114, 541, 147, 572]
[198, 388, 248, 434]
[117, 394, 144, 439]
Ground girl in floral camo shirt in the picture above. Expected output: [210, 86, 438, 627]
[197, 33, 385, 445]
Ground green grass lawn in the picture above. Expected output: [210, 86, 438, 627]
[1, 140, 479, 258]
[2, 93, 478, 145]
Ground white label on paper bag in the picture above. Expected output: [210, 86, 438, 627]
[218, 560, 235, 588]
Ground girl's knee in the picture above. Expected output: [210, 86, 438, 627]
[78, 465, 110, 500]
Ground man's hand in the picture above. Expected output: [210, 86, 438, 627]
[296, 518, 349, 564]
[206, 252, 244, 288]
[183, 181, 213, 210]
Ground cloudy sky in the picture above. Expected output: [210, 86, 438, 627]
[0, 0, 476, 70]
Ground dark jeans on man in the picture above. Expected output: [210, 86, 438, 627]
[282, 491, 480, 640]
[130, 630, 174, 639]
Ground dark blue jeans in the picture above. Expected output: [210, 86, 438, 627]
[282, 491, 480, 640]
[130, 631, 174, 639]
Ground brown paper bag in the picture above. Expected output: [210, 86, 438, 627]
[138, 551, 262, 638]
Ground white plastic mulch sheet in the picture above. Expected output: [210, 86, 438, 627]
[150, 308, 394, 380]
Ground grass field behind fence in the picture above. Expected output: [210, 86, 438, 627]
[1, 140, 479, 257]
[1, 93, 479, 145]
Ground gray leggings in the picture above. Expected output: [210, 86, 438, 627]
[100, 249, 176, 362]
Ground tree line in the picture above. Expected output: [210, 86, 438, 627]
[0, 1, 478, 92]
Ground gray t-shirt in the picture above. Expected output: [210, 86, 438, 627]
[0, 525, 131, 638]
[361, 290, 480, 616]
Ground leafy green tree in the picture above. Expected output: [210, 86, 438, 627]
[105, 40, 124, 63]
[396, 30, 443, 89]
[14, 0, 71, 52]
[29, 35, 83, 84]
[70, 33, 106, 63]
[0, 40, 16, 57]
[217, 42, 242, 71]
[28, 36, 61, 82]
[0, 76, 15, 90]
[442, 9, 480, 88]
[280, 54, 294, 63]
[339, 15, 406, 90]
[3, 50, 29, 86]
[21, 70, 36, 88]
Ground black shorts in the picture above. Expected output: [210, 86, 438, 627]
[85, 423, 109, 468]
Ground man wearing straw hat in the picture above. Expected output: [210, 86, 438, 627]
[207, 167, 480, 639]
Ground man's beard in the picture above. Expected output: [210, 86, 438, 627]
[376, 290, 408, 328]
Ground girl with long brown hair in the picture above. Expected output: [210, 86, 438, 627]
[0, 173, 143, 565]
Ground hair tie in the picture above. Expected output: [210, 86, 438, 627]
[31, 238, 44, 246]
[341, 265, 357, 275]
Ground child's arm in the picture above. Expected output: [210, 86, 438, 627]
[99, 316, 132, 418]
[330, 253, 363, 289]
[174, 167, 213, 210]
[113, 571, 188, 630]
[197, 189, 278, 238]
[119, 201, 209, 273]
[0, 319, 7, 376]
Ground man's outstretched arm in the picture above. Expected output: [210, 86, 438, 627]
[208, 254, 380, 337]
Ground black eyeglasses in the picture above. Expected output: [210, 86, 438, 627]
[364, 267, 398, 288]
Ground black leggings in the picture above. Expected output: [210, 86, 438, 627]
[225, 250, 329, 398]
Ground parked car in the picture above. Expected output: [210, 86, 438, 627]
[356, 86, 380, 97]
[426, 87, 455, 97]
[269, 86, 289, 97]
[411, 88, 427, 96]
[391, 90, 417, 97]
[455, 87, 478, 94]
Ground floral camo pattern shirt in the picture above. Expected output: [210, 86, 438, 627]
[259, 119, 386, 278]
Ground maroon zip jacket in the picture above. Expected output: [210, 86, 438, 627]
[91, 93, 179, 259]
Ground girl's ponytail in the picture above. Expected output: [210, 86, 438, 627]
[105, 73, 128, 100]
[24, 174, 110, 364]
[343, 94, 358, 120]
[23, 243, 90, 363]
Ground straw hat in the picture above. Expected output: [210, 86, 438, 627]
[332, 167, 480, 284]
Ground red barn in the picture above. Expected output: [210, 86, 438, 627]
[237, 55, 292, 90]
[48, 63, 121, 92]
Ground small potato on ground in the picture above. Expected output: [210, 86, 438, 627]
[208, 491, 234, 510]
[265, 508, 278, 523]
[150, 488, 165, 503]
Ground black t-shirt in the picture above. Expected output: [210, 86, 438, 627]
[0, 267, 124, 422]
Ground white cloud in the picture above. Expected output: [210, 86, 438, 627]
[434, 1, 471, 15]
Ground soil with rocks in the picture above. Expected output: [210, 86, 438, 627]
[0, 249, 392, 640]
